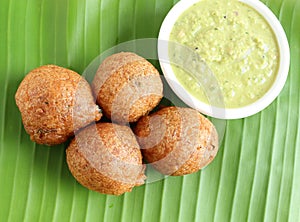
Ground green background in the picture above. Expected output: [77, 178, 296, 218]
[0, 0, 299, 221]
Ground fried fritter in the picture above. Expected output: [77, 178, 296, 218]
[92, 52, 163, 124]
[15, 65, 102, 145]
[66, 122, 146, 195]
[134, 106, 219, 176]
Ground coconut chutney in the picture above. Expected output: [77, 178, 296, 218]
[169, 0, 279, 108]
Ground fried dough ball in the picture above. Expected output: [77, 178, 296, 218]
[66, 122, 146, 195]
[134, 107, 219, 176]
[92, 52, 163, 124]
[15, 65, 102, 145]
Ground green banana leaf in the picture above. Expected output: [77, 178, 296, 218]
[0, 0, 299, 221]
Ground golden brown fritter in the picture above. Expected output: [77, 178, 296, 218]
[92, 52, 163, 124]
[134, 106, 219, 176]
[66, 122, 146, 195]
[15, 65, 102, 145]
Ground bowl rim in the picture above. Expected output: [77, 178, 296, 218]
[157, 0, 290, 119]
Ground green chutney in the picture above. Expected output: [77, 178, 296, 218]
[169, 0, 279, 108]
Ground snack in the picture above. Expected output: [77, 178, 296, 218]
[92, 52, 163, 123]
[66, 122, 146, 195]
[134, 106, 219, 176]
[15, 65, 102, 145]
[15, 54, 219, 196]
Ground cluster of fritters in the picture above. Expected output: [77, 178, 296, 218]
[15, 52, 219, 195]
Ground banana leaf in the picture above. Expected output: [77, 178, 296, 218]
[0, 0, 299, 221]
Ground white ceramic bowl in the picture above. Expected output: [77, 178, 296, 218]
[158, 0, 290, 119]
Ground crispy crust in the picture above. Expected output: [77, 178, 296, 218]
[66, 123, 146, 195]
[15, 65, 102, 145]
[134, 107, 219, 176]
[92, 52, 163, 123]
